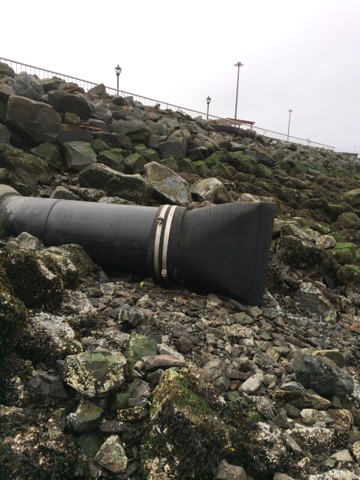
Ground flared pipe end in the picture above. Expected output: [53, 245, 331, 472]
[148, 202, 277, 306]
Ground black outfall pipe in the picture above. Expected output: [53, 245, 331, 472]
[0, 185, 276, 306]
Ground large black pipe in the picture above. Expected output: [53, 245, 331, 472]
[0, 185, 276, 306]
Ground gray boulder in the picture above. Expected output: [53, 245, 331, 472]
[30, 142, 63, 170]
[57, 124, 93, 143]
[109, 118, 151, 143]
[97, 149, 125, 173]
[0, 61, 15, 77]
[293, 351, 354, 397]
[158, 139, 187, 160]
[62, 141, 97, 172]
[47, 90, 94, 119]
[78, 163, 152, 204]
[0, 83, 15, 102]
[12, 72, 44, 100]
[6, 95, 61, 143]
[144, 161, 191, 205]
[0, 143, 51, 185]
[191, 177, 233, 204]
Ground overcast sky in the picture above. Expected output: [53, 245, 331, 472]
[2, 0, 360, 153]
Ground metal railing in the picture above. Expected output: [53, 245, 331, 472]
[0, 56, 335, 150]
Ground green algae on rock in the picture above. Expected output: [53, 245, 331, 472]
[140, 368, 262, 480]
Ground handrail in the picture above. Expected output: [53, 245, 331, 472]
[0, 56, 335, 150]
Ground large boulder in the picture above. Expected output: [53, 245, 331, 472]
[158, 139, 187, 160]
[109, 119, 151, 143]
[191, 177, 233, 204]
[47, 90, 94, 119]
[0, 143, 52, 185]
[6, 95, 61, 143]
[293, 351, 354, 398]
[78, 163, 152, 204]
[144, 161, 191, 205]
[12, 72, 44, 101]
[61, 141, 97, 172]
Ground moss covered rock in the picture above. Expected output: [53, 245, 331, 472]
[337, 264, 360, 285]
[1, 250, 65, 307]
[276, 235, 324, 269]
[343, 188, 360, 207]
[328, 242, 356, 265]
[337, 212, 360, 229]
[140, 368, 260, 479]
[228, 151, 259, 174]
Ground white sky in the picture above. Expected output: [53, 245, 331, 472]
[2, 0, 360, 153]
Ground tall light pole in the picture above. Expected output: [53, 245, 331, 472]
[234, 61, 244, 120]
[206, 96, 211, 120]
[115, 64, 122, 95]
[287, 109, 293, 141]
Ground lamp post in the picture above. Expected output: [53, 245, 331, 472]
[287, 109, 293, 142]
[206, 96, 211, 120]
[234, 61, 244, 120]
[115, 64, 122, 95]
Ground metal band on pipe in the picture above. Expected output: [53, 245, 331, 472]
[161, 205, 177, 279]
[153, 205, 170, 280]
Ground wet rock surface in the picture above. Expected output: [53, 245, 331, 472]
[1, 61, 360, 479]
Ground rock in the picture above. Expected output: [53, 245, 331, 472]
[62, 141, 97, 172]
[94, 434, 128, 473]
[6, 95, 61, 143]
[293, 351, 354, 397]
[0, 61, 15, 77]
[144, 353, 186, 370]
[141, 368, 256, 479]
[158, 139, 187, 159]
[126, 332, 157, 366]
[29, 369, 69, 398]
[109, 118, 150, 143]
[16, 231, 43, 250]
[78, 163, 152, 204]
[97, 149, 125, 173]
[2, 249, 65, 306]
[343, 188, 360, 207]
[144, 160, 191, 205]
[30, 142, 63, 170]
[62, 348, 127, 397]
[12, 72, 44, 100]
[330, 449, 354, 462]
[0, 143, 52, 185]
[216, 459, 247, 479]
[240, 372, 264, 394]
[202, 358, 230, 392]
[337, 212, 360, 229]
[67, 400, 104, 431]
[27, 312, 82, 361]
[191, 177, 233, 203]
[308, 470, 359, 479]
[47, 90, 94, 119]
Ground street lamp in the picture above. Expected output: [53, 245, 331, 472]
[287, 109, 293, 142]
[206, 96, 211, 120]
[115, 64, 122, 95]
[234, 61, 244, 120]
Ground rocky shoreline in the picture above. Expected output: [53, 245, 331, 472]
[1, 61, 360, 479]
